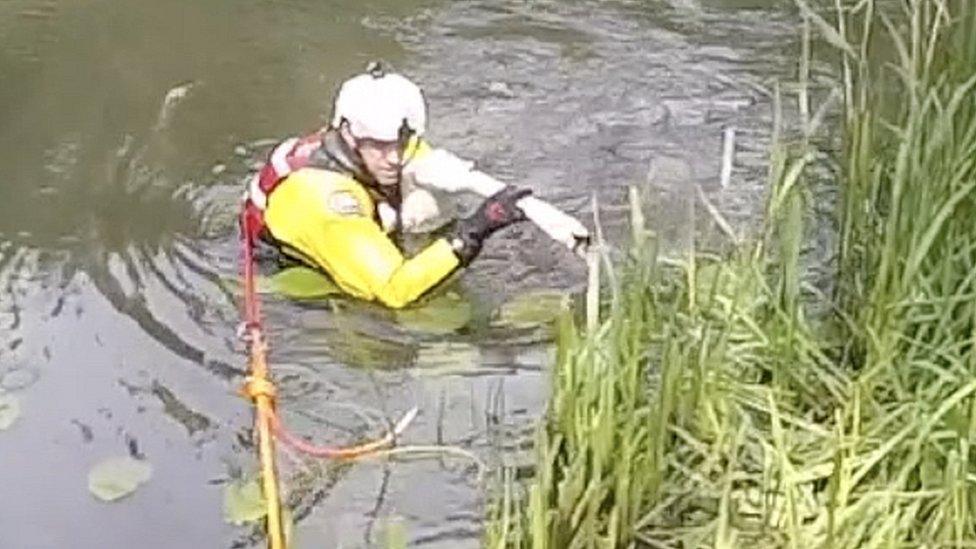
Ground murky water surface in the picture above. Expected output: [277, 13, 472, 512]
[0, 0, 806, 546]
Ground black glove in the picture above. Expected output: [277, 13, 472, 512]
[450, 186, 532, 265]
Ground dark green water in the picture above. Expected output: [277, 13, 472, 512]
[0, 0, 806, 546]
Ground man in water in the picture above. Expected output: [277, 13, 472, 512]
[241, 63, 589, 309]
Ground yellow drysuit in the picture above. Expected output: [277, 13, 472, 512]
[262, 165, 458, 309]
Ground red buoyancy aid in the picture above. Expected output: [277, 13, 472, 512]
[241, 132, 325, 244]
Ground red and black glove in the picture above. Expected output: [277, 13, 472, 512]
[450, 186, 532, 265]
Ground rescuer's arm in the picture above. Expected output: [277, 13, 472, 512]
[404, 144, 590, 254]
[264, 169, 530, 309]
[315, 216, 460, 309]
[313, 186, 532, 308]
[263, 169, 458, 309]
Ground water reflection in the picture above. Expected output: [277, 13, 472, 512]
[0, 0, 806, 546]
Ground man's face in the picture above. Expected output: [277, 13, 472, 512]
[356, 137, 403, 186]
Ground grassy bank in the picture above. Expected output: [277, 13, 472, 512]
[487, 1, 976, 547]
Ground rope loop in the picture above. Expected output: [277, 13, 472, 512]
[242, 376, 277, 401]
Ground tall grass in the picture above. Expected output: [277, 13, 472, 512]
[828, 0, 976, 544]
[487, 1, 976, 547]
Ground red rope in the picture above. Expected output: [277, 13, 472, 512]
[241, 206, 262, 330]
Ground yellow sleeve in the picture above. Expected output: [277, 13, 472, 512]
[263, 168, 460, 309]
[316, 217, 459, 308]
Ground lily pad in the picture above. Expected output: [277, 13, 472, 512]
[267, 267, 341, 299]
[495, 290, 571, 329]
[223, 479, 267, 525]
[325, 316, 416, 368]
[414, 342, 481, 375]
[0, 394, 21, 430]
[88, 456, 153, 502]
[380, 516, 407, 549]
[1, 367, 39, 391]
[395, 292, 472, 334]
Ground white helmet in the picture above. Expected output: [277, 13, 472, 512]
[331, 64, 427, 141]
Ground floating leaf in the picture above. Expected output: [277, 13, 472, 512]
[0, 394, 21, 431]
[395, 292, 472, 334]
[414, 342, 481, 375]
[223, 479, 267, 525]
[381, 516, 408, 549]
[325, 317, 415, 368]
[218, 276, 242, 294]
[495, 290, 570, 329]
[88, 456, 153, 502]
[1, 367, 39, 391]
[267, 267, 341, 299]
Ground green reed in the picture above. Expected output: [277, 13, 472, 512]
[487, 1, 976, 547]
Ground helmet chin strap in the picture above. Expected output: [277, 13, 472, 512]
[397, 118, 413, 151]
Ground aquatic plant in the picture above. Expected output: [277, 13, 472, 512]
[487, 0, 976, 546]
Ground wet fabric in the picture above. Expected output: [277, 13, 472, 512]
[262, 167, 459, 308]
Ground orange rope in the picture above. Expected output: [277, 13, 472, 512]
[238, 206, 418, 548]
[270, 407, 418, 459]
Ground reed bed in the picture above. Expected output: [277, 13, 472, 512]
[487, 1, 976, 547]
